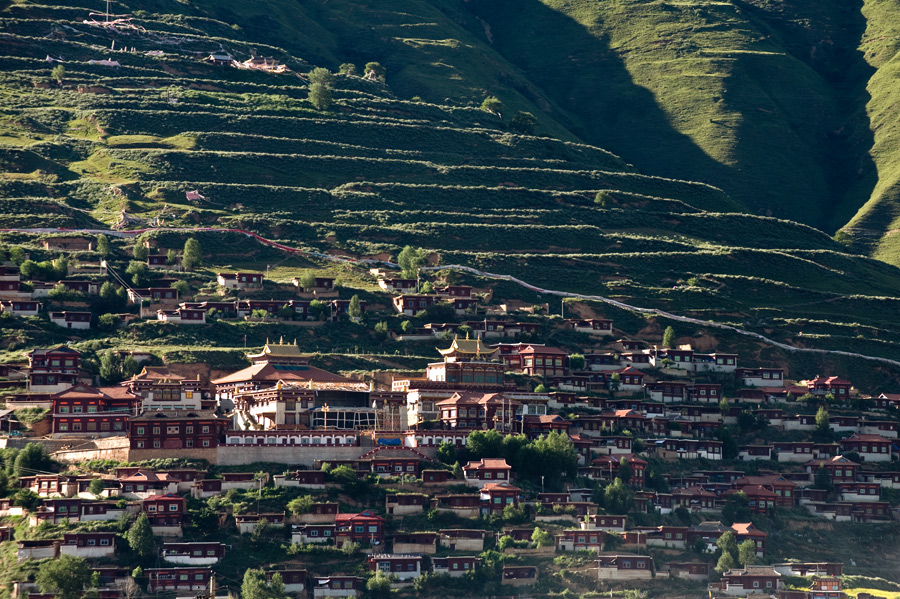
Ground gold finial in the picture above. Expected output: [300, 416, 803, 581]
[279, 336, 284, 344]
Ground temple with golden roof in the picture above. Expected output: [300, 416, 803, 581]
[426, 334, 505, 386]
[247, 338, 314, 366]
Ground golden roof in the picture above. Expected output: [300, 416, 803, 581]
[246, 338, 313, 360]
[436, 335, 499, 358]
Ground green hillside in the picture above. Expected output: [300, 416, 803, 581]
[4, 0, 900, 372]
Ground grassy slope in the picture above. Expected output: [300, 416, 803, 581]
[5, 0, 900, 370]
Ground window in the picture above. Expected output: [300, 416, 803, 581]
[167, 426, 180, 434]
[136, 427, 145, 435]
[186, 426, 193, 434]
[59, 406, 69, 413]
[202, 426, 210, 433]
[202, 440, 210, 447]
[169, 504, 179, 511]
[186, 440, 193, 448]
[153, 440, 161, 448]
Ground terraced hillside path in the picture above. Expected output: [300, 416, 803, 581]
[9, 225, 900, 370]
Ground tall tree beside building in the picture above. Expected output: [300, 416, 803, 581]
[182, 238, 202, 270]
[126, 512, 155, 558]
[662, 326, 676, 348]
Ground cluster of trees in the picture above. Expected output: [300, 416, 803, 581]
[714, 530, 759, 573]
[98, 351, 142, 384]
[439, 429, 578, 487]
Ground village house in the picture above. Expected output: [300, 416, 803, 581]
[555, 529, 607, 552]
[291, 523, 336, 544]
[596, 555, 654, 581]
[667, 562, 710, 581]
[161, 542, 226, 565]
[217, 272, 263, 289]
[58, 280, 99, 295]
[51, 384, 138, 437]
[42, 236, 93, 251]
[334, 510, 385, 547]
[313, 576, 363, 599]
[501, 565, 538, 587]
[378, 278, 417, 293]
[463, 458, 512, 488]
[142, 494, 185, 536]
[439, 529, 486, 552]
[157, 307, 206, 324]
[59, 532, 116, 558]
[712, 565, 782, 596]
[127, 287, 178, 305]
[366, 553, 422, 580]
[839, 434, 893, 462]
[128, 410, 229, 451]
[49, 311, 91, 329]
[146, 568, 213, 593]
[566, 318, 614, 336]
[736, 367, 785, 387]
[385, 493, 429, 516]
[1, 300, 42, 317]
[432, 556, 481, 578]
[392, 294, 438, 315]
[236, 512, 285, 534]
[17, 539, 59, 563]
[391, 532, 437, 554]
[480, 482, 522, 515]
[431, 494, 482, 519]
[26, 345, 81, 393]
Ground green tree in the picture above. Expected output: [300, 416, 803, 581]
[287, 495, 313, 515]
[308, 67, 335, 87]
[364, 61, 386, 82]
[122, 355, 140, 378]
[14, 488, 41, 511]
[662, 326, 676, 348]
[338, 63, 357, 76]
[132, 243, 149, 261]
[594, 191, 612, 207]
[603, 477, 634, 513]
[126, 512, 155, 558]
[126, 261, 150, 286]
[309, 299, 328, 320]
[241, 568, 286, 599]
[609, 372, 621, 392]
[738, 539, 758, 566]
[436, 442, 457, 464]
[531, 527, 552, 548]
[716, 531, 738, 560]
[497, 535, 514, 551]
[171, 280, 190, 297]
[308, 83, 332, 110]
[297, 271, 317, 291]
[348, 294, 362, 320]
[365, 571, 391, 599]
[8, 246, 25, 265]
[98, 313, 119, 330]
[569, 353, 585, 371]
[715, 550, 736, 574]
[397, 245, 428, 278]
[509, 111, 537, 134]
[480, 96, 504, 117]
[36, 554, 94, 599]
[14, 443, 51, 478]
[815, 406, 832, 441]
[400, 320, 414, 334]
[89, 477, 105, 498]
[374, 320, 389, 342]
[419, 281, 433, 294]
[166, 249, 178, 265]
[182, 238, 202, 270]
[51, 64, 65, 85]
[616, 457, 633, 485]
[96, 234, 110, 257]
[99, 351, 123, 384]
[533, 384, 547, 393]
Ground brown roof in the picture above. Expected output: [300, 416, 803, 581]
[211, 362, 352, 386]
